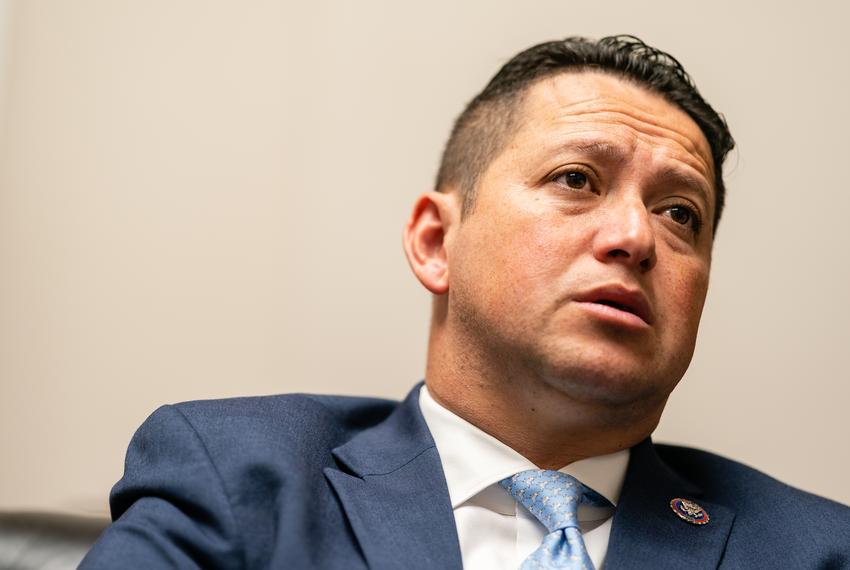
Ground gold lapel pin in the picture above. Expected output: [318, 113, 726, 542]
[670, 498, 710, 525]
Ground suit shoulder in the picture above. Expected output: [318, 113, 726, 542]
[655, 442, 850, 521]
[172, 392, 397, 426]
[158, 392, 399, 454]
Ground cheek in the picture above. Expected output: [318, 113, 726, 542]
[491, 219, 568, 296]
[659, 257, 710, 334]
[454, 214, 565, 311]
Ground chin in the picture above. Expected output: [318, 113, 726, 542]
[534, 347, 683, 408]
[531, 325, 693, 402]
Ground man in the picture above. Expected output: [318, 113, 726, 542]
[81, 36, 850, 569]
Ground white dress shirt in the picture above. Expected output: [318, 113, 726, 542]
[418, 384, 629, 570]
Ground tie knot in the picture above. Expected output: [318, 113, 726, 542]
[499, 469, 610, 533]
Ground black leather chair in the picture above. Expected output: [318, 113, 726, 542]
[0, 512, 109, 570]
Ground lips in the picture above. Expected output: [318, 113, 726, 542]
[574, 285, 654, 326]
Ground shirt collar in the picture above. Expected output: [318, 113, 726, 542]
[418, 383, 629, 510]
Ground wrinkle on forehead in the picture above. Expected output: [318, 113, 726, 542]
[520, 73, 715, 184]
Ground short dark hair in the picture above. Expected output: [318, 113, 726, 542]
[435, 35, 735, 229]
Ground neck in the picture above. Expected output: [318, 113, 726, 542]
[424, 319, 663, 469]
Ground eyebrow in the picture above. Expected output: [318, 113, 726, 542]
[569, 141, 630, 166]
[654, 167, 713, 207]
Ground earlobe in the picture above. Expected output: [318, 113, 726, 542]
[402, 191, 460, 295]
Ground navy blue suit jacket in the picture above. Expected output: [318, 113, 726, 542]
[81, 384, 850, 569]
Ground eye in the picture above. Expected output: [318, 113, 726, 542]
[552, 167, 594, 192]
[668, 206, 691, 225]
[662, 204, 702, 234]
[563, 171, 588, 189]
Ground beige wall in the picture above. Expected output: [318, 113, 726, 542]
[0, 0, 9, 198]
[1, 0, 848, 515]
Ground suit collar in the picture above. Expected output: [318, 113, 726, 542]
[325, 383, 463, 570]
[330, 383, 436, 477]
[605, 438, 736, 569]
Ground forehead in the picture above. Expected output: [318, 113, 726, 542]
[510, 71, 715, 187]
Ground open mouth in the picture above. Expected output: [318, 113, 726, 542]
[593, 299, 638, 315]
[575, 285, 654, 326]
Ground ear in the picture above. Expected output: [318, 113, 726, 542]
[402, 191, 461, 295]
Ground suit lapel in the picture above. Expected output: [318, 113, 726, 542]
[324, 384, 462, 570]
[605, 439, 735, 569]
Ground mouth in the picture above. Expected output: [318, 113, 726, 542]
[574, 285, 654, 327]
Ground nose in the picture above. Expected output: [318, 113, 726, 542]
[592, 197, 657, 272]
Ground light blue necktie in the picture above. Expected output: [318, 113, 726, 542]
[499, 469, 612, 570]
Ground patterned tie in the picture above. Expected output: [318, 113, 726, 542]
[499, 470, 612, 570]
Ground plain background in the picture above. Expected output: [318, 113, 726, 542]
[1, 0, 848, 515]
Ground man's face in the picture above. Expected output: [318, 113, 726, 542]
[446, 71, 715, 408]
